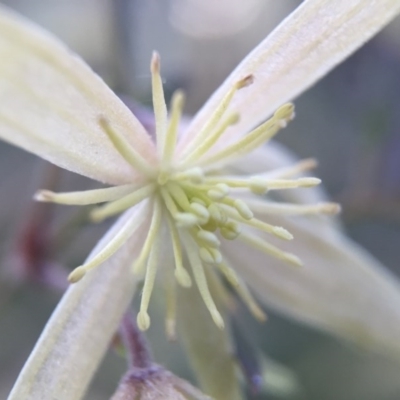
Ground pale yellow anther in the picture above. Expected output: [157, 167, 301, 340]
[68, 266, 86, 283]
[220, 221, 241, 240]
[166, 214, 192, 288]
[208, 203, 223, 222]
[137, 311, 151, 331]
[189, 202, 210, 221]
[191, 197, 206, 206]
[175, 213, 198, 227]
[233, 199, 254, 220]
[272, 226, 294, 240]
[208, 183, 230, 201]
[209, 248, 223, 264]
[197, 230, 220, 248]
[175, 268, 192, 288]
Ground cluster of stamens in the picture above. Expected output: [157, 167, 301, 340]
[35, 52, 340, 335]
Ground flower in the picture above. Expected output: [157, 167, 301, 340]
[3, 1, 400, 399]
[34, 56, 336, 332]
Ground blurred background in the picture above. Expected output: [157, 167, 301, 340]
[1, 1, 400, 399]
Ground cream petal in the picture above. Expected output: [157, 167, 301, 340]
[8, 203, 150, 400]
[178, 284, 242, 400]
[182, 0, 400, 149]
[224, 215, 400, 358]
[0, 5, 156, 185]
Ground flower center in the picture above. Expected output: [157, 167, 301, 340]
[35, 52, 340, 335]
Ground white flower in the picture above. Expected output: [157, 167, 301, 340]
[2, 1, 400, 399]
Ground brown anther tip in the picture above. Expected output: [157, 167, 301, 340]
[98, 115, 108, 127]
[303, 158, 318, 170]
[151, 51, 161, 73]
[237, 74, 254, 89]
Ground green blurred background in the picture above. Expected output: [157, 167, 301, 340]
[1, 1, 400, 399]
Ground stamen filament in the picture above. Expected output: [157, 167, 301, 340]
[181, 112, 240, 166]
[184, 237, 225, 329]
[246, 200, 341, 215]
[221, 205, 293, 240]
[165, 272, 177, 340]
[163, 90, 185, 165]
[137, 229, 161, 331]
[34, 184, 138, 205]
[99, 117, 154, 177]
[199, 103, 294, 166]
[217, 261, 266, 322]
[90, 184, 156, 222]
[68, 206, 148, 283]
[166, 213, 192, 287]
[181, 75, 253, 158]
[133, 197, 163, 274]
[239, 232, 303, 267]
[259, 158, 318, 180]
[151, 51, 168, 156]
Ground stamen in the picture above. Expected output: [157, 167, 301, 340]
[196, 229, 220, 248]
[180, 112, 240, 165]
[199, 247, 222, 265]
[90, 184, 155, 222]
[137, 228, 161, 331]
[165, 272, 177, 340]
[68, 207, 148, 283]
[239, 232, 303, 267]
[166, 182, 191, 210]
[151, 51, 168, 156]
[249, 177, 321, 191]
[217, 261, 267, 322]
[259, 158, 318, 180]
[34, 184, 138, 205]
[184, 237, 225, 329]
[181, 75, 253, 158]
[207, 183, 230, 201]
[162, 89, 185, 166]
[172, 167, 204, 183]
[133, 198, 163, 274]
[166, 214, 192, 287]
[99, 117, 154, 177]
[246, 200, 341, 215]
[221, 205, 293, 240]
[199, 103, 294, 166]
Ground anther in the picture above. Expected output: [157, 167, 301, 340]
[196, 230, 220, 248]
[137, 311, 151, 331]
[189, 203, 210, 222]
[68, 266, 87, 283]
[233, 199, 254, 220]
